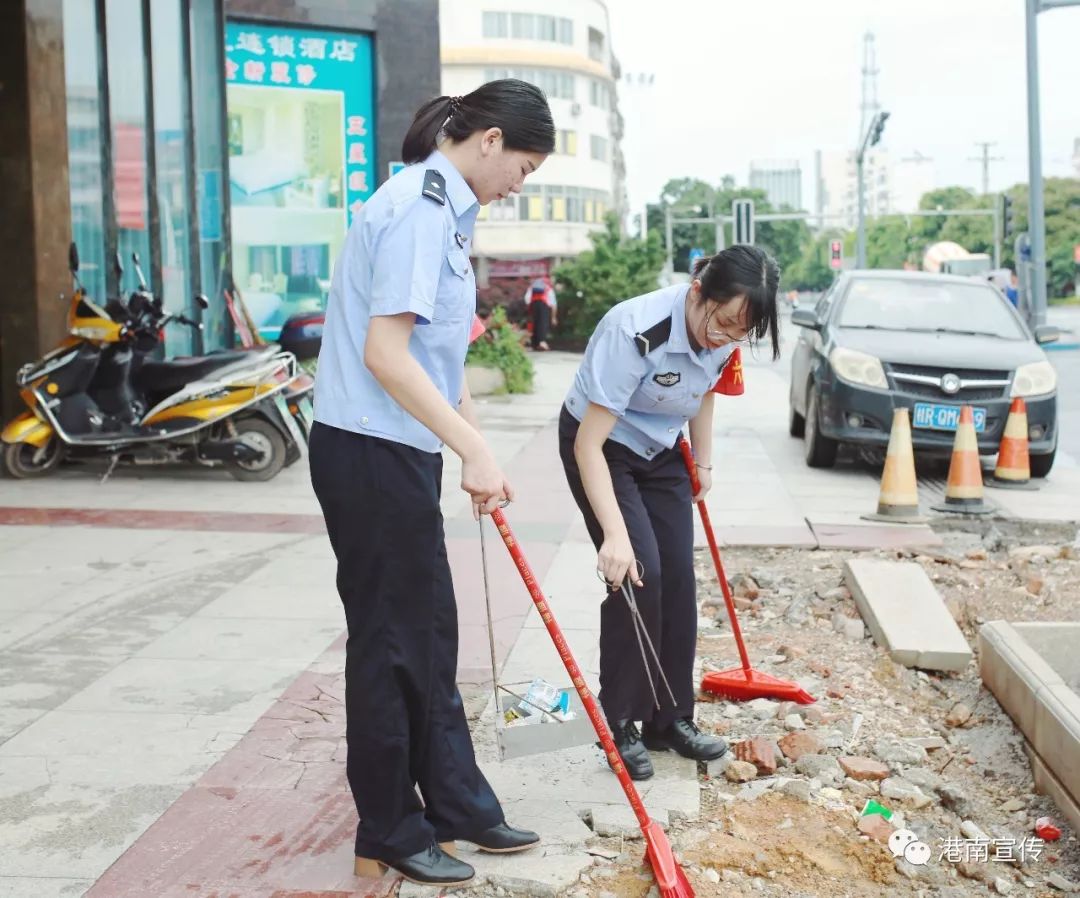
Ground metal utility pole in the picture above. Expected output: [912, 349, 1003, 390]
[856, 111, 890, 268]
[1024, 0, 1080, 327]
[969, 141, 1003, 196]
[858, 32, 881, 145]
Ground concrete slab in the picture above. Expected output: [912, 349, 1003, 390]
[810, 521, 942, 551]
[466, 847, 593, 898]
[1026, 742, 1080, 838]
[980, 621, 1080, 842]
[844, 559, 973, 672]
[591, 802, 669, 837]
[979, 621, 1064, 739]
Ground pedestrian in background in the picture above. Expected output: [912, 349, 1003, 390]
[309, 79, 554, 887]
[526, 275, 557, 350]
[559, 246, 781, 781]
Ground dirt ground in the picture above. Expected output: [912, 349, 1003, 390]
[407, 517, 1080, 898]
[552, 518, 1080, 898]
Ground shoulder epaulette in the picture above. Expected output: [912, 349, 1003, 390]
[421, 169, 446, 205]
[634, 316, 672, 356]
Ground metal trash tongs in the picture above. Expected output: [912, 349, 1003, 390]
[598, 565, 678, 711]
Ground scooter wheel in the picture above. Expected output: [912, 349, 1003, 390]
[226, 417, 287, 482]
[3, 439, 64, 479]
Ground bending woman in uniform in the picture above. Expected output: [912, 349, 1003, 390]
[309, 80, 554, 886]
[559, 246, 781, 781]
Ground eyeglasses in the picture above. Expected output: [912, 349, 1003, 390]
[704, 307, 752, 344]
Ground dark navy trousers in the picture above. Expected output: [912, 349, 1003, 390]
[558, 406, 697, 729]
[309, 421, 503, 861]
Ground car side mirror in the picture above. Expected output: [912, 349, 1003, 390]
[195, 293, 210, 310]
[1034, 324, 1060, 345]
[68, 242, 80, 273]
[791, 307, 822, 330]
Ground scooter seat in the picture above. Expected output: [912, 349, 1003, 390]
[135, 346, 280, 395]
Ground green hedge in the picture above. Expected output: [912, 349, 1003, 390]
[466, 307, 534, 393]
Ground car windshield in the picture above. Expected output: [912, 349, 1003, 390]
[836, 278, 1026, 340]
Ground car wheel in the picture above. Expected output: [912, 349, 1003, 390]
[804, 389, 838, 468]
[1030, 447, 1055, 479]
[789, 403, 805, 438]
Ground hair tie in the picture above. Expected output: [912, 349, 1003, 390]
[448, 96, 464, 115]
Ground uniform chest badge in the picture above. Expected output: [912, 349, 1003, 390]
[653, 371, 681, 387]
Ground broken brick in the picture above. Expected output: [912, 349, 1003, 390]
[839, 756, 891, 782]
[733, 737, 778, 775]
[777, 731, 823, 763]
[858, 812, 894, 844]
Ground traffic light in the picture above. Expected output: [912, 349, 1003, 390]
[869, 111, 890, 147]
[1002, 194, 1014, 239]
[829, 239, 843, 270]
[732, 199, 755, 245]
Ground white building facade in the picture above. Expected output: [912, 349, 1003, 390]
[816, 148, 936, 230]
[440, 0, 622, 296]
[749, 160, 802, 211]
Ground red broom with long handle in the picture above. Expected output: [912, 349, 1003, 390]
[678, 436, 815, 704]
[489, 507, 694, 898]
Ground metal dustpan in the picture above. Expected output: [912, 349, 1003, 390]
[493, 686, 597, 761]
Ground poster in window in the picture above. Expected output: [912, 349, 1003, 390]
[225, 22, 374, 339]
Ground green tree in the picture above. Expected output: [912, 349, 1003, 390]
[647, 178, 813, 280]
[553, 215, 665, 338]
[786, 230, 848, 291]
[866, 217, 919, 269]
[1002, 178, 1080, 298]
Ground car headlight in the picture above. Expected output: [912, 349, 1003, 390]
[829, 347, 888, 389]
[1011, 361, 1057, 397]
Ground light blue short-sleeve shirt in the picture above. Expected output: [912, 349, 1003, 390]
[313, 150, 478, 453]
[564, 285, 736, 459]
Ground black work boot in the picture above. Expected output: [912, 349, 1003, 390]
[601, 720, 654, 781]
[451, 821, 540, 853]
[642, 717, 728, 761]
[354, 843, 474, 885]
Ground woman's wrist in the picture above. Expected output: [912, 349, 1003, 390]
[695, 462, 713, 471]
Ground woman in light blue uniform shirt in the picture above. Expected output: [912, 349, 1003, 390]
[309, 80, 553, 887]
[560, 247, 781, 781]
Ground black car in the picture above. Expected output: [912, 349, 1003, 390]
[788, 270, 1060, 474]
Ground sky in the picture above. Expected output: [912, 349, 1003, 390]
[606, 0, 1080, 215]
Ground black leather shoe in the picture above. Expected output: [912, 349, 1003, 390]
[642, 717, 729, 761]
[602, 720, 654, 781]
[355, 844, 475, 886]
[458, 821, 540, 853]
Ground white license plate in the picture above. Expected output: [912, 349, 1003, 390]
[912, 402, 986, 433]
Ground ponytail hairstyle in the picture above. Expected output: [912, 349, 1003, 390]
[402, 78, 555, 164]
[691, 245, 781, 360]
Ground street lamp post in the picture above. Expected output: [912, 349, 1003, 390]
[1024, 0, 1080, 327]
[855, 111, 890, 269]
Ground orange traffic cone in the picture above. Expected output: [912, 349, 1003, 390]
[712, 346, 744, 395]
[932, 406, 992, 515]
[862, 408, 926, 523]
[987, 398, 1038, 490]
